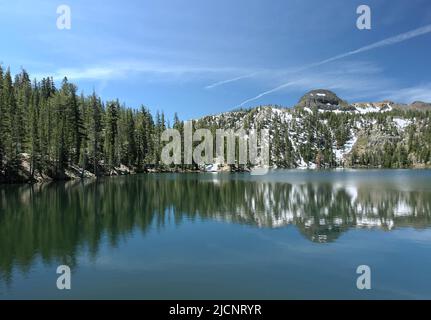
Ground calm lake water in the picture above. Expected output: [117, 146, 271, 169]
[1, 170, 431, 299]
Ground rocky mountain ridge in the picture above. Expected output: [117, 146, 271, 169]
[195, 90, 431, 169]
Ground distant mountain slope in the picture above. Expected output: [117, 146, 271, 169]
[195, 90, 431, 169]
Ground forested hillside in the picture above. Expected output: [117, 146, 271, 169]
[1, 67, 431, 183]
[196, 90, 431, 169]
[0, 67, 177, 183]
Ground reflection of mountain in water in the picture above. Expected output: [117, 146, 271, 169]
[1, 174, 431, 280]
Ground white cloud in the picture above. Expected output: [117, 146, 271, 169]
[238, 24, 431, 106]
[384, 84, 431, 103]
[33, 60, 250, 82]
[236, 61, 392, 107]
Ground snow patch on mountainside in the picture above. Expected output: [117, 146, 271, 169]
[352, 103, 392, 114]
[334, 138, 357, 163]
[393, 118, 410, 130]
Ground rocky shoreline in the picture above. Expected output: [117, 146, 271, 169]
[0, 154, 248, 184]
[1, 154, 430, 185]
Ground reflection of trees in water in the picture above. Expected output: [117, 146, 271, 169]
[1, 174, 430, 281]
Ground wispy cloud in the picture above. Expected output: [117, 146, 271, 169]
[302, 24, 431, 70]
[235, 61, 392, 107]
[33, 61, 247, 82]
[204, 72, 257, 89]
[238, 24, 431, 106]
[384, 83, 431, 103]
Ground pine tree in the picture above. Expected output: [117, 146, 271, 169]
[125, 109, 137, 166]
[67, 83, 84, 164]
[104, 100, 119, 170]
[0, 65, 4, 172]
[89, 92, 102, 176]
[29, 80, 41, 176]
[2, 68, 16, 169]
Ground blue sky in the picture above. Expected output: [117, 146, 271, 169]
[1, 0, 431, 120]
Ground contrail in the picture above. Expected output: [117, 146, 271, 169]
[205, 72, 257, 89]
[239, 24, 431, 106]
[238, 81, 298, 107]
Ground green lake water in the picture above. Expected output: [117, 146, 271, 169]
[1, 170, 431, 299]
